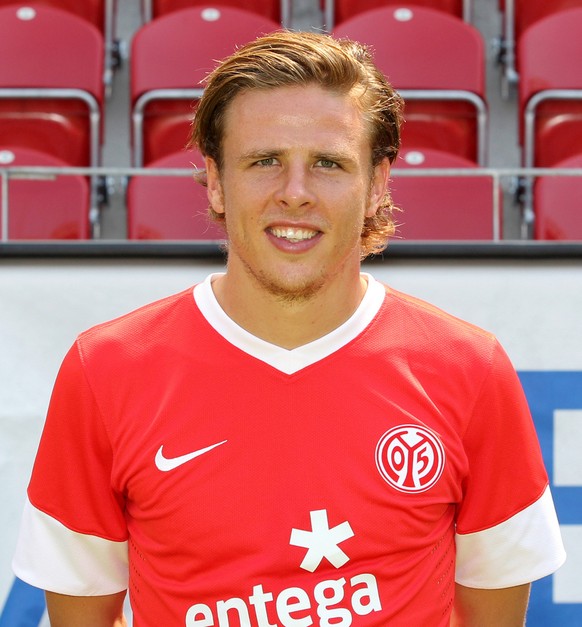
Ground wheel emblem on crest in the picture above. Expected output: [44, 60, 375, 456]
[375, 425, 445, 493]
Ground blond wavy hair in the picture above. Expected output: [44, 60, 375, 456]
[190, 30, 403, 257]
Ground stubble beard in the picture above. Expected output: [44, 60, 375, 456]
[240, 256, 328, 305]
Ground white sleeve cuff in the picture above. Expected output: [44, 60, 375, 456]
[12, 498, 129, 595]
[455, 486, 566, 588]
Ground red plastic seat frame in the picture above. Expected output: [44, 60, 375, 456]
[333, 6, 487, 164]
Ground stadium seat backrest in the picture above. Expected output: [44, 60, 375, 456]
[325, 0, 464, 29]
[127, 149, 226, 240]
[0, 6, 103, 95]
[0, 0, 107, 31]
[0, 5, 104, 166]
[335, 6, 483, 92]
[0, 146, 90, 240]
[333, 6, 486, 163]
[534, 153, 582, 240]
[148, 0, 285, 24]
[498, 0, 582, 94]
[513, 0, 582, 44]
[518, 7, 582, 167]
[390, 148, 498, 240]
[131, 6, 279, 165]
[0, 0, 120, 94]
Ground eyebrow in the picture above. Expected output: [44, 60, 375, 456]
[237, 148, 358, 166]
[237, 149, 281, 164]
[314, 151, 355, 164]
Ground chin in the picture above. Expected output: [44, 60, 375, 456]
[253, 268, 328, 304]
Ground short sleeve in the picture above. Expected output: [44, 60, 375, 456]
[455, 340, 566, 587]
[12, 342, 129, 595]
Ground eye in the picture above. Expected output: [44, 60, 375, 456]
[316, 158, 339, 169]
[255, 157, 278, 167]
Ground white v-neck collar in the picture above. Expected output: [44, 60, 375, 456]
[193, 273, 385, 374]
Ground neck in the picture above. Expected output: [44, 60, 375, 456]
[211, 269, 368, 350]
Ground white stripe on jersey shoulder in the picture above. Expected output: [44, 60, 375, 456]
[455, 486, 566, 588]
[12, 498, 128, 595]
[193, 273, 386, 374]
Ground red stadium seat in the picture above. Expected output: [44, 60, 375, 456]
[0, 0, 119, 91]
[534, 153, 582, 240]
[0, 0, 109, 29]
[518, 7, 582, 168]
[390, 148, 499, 240]
[0, 5, 105, 233]
[511, 0, 582, 42]
[141, 0, 290, 26]
[130, 6, 279, 166]
[333, 6, 487, 165]
[323, 0, 470, 30]
[0, 146, 90, 240]
[126, 149, 226, 240]
[498, 0, 582, 91]
[0, 5, 104, 167]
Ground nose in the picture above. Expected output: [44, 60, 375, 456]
[274, 162, 316, 210]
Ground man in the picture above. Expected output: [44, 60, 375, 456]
[13, 31, 565, 626]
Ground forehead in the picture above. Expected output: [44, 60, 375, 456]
[220, 84, 372, 154]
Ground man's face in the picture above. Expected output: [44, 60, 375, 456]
[205, 84, 390, 302]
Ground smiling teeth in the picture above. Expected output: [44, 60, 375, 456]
[270, 227, 317, 242]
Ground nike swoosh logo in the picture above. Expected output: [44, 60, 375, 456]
[155, 440, 228, 472]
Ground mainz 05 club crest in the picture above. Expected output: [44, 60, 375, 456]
[375, 425, 445, 493]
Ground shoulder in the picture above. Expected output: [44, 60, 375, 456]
[367, 282, 509, 391]
[75, 287, 198, 363]
[380, 283, 496, 346]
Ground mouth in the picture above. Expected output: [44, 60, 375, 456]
[268, 226, 320, 244]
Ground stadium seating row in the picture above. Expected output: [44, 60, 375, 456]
[133, 5, 486, 167]
[0, 2, 581, 241]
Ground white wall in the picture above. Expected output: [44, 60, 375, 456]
[1, 257, 580, 618]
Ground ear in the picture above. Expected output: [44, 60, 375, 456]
[205, 157, 225, 215]
[365, 157, 391, 218]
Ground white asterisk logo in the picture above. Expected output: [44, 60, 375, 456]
[290, 509, 354, 572]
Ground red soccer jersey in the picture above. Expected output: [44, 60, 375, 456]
[13, 274, 565, 626]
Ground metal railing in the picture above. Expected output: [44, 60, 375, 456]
[398, 90, 489, 167]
